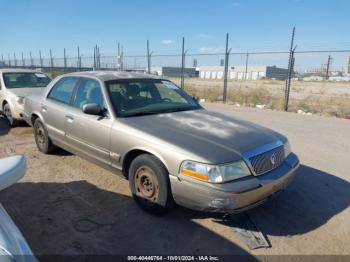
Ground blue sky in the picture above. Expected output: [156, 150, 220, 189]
[1, 0, 350, 70]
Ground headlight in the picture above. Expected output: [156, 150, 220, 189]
[16, 96, 25, 105]
[284, 141, 292, 157]
[180, 160, 252, 183]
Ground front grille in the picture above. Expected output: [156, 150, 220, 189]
[249, 146, 285, 175]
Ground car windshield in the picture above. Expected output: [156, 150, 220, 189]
[105, 79, 201, 117]
[3, 72, 51, 88]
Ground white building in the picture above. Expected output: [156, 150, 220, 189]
[198, 65, 289, 80]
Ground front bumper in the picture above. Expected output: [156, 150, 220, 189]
[170, 153, 300, 213]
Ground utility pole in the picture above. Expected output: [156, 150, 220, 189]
[93, 45, 96, 70]
[181, 37, 186, 89]
[98, 46, 101, 69]
[30, 52, 33, 67]
[39, 50, 43, 68]
[325, 55, 333, 80]
[284, 27, 296, 111]
[121, 45, 124, 71]
[193, 58, 198, 68]
[21, 52, 25, 67]
[94, 45, 101, 70]
[117, 43, 120, 71]
[8, 54, 11, 67]
[63, 48, 67, 72]
[117, 43, 124, 71]
[14, 53, 17, 67]
[244, 52, 249, 80]
[49, 49, 53, 72]
[147, 40, 151, 74]
[223, 33, 231, 103]
[77, 46, 81, 70]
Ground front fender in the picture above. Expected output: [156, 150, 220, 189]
[127, 146, 170, 172]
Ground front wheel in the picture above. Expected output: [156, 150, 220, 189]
[128, 154, 174, 215]
[34, 118, 56, 154]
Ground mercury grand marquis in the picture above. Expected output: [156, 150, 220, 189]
[23, 71, 300, 214]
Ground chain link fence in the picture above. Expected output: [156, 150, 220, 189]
[1, 39, 350, 118]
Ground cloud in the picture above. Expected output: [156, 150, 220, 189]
[199, 46, 225, 54]
[161, 39, 174, 45]
[232, 2, 240, 6]
[197, 34, 211, 39]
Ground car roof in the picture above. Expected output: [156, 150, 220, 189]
[0, 68, 47, 74]
[63, 71, 160, 82]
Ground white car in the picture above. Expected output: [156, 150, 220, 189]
[0, 69, 51, 126]
[0, 155, 36, 261]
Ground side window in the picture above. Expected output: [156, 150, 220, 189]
[48, 77, 79, 104]
[73, 78, 105, 110]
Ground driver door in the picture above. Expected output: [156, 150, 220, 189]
[65, 77, 113, 166]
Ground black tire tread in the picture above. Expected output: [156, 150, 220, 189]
[128, 154, 174, 215]
[34, 118, 56, 154]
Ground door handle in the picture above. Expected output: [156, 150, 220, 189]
[41, 106, 47, 113]
[65, 115, 74, 123]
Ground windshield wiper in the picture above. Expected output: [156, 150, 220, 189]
[123, 107, 197, 117]
[123, 111, 161, 117]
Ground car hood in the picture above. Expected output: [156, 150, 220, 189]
[6, 88, 45, 98]
[121, 109, 286, 163]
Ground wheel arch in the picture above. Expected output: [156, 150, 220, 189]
[2, 99, 15, 116]
[122, 148, 169, 179]
[2, 99, 7, 109]
[2, 99, 12, 110]
[30, 113, 41, 126]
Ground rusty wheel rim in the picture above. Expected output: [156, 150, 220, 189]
[135, 166, 159, 202]
[36, 125, 46, 145]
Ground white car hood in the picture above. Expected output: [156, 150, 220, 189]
[6, 88, 45, 98]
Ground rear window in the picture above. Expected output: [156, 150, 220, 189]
[3, 72, 51, 88]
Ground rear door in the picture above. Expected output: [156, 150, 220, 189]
[43, 77, 80, 145]
[65, 77, 112, 166]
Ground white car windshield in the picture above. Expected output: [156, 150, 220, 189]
[3, 72, 51, 88]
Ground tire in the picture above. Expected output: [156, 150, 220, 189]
[34, 118, 56, 154]
[3, 103, 17, 127]
[128, 154, 174, 215]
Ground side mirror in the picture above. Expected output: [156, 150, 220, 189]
[82, 103, 102, 116]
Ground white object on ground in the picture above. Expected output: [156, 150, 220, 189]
[0, 155, 26, 192]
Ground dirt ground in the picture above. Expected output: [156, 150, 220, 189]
[169, 78, 350, 118]
[170, 78, 350, 99]
[0, 103, 349, 259]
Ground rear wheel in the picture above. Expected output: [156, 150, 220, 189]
[129, 154, 174, 215]
[34, 118, 56, 154]
[3, 103, 17, 127]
